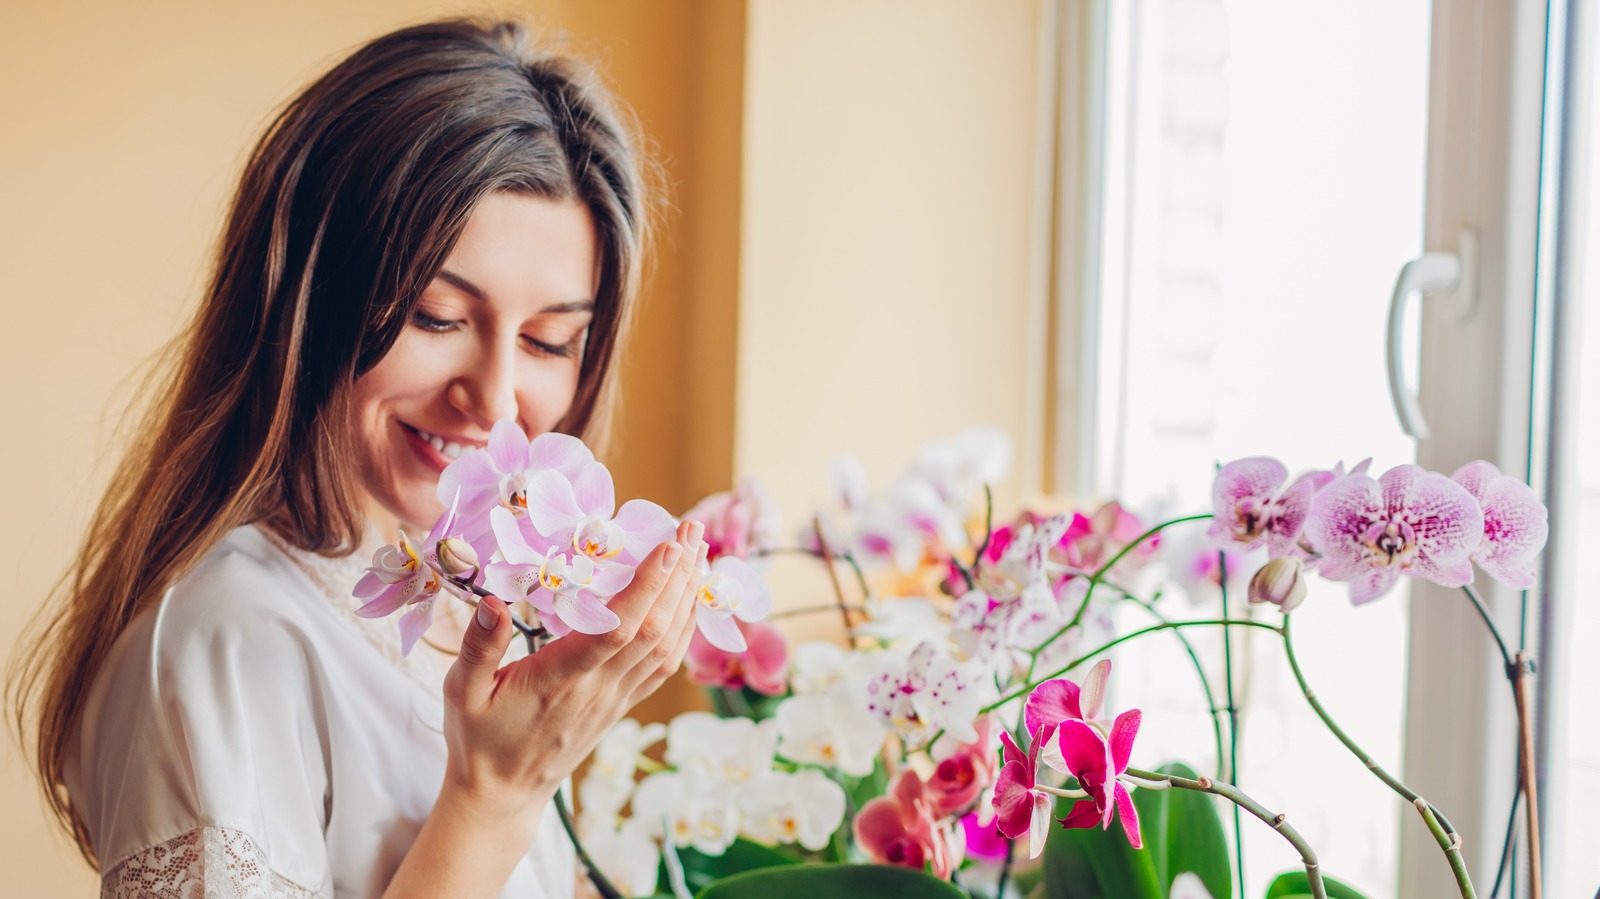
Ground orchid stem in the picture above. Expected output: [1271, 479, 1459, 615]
[770, 603, 868, 621]
[1028, 514, 1213, 681]
[449, 575, 546, 642]
[813, 517, 860, 646]
[1281, 616, 1474, 898]
[1460, 584, 1515, 673]
[972, 484, 996, 565]
[1124, 766, 1326, 899]
[1219, 550, 1245, 899]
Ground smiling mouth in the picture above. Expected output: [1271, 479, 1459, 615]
[402, 424, 486, 465]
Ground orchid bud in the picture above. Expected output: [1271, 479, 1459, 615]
[435, 537, 480, 581]
[1248, 557, 1307, 612]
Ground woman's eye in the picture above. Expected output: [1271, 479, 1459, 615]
[524, 335, 578, 359]
[410, 310, 460, 333]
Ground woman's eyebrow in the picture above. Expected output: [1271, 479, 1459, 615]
[436, 268, 595, 314]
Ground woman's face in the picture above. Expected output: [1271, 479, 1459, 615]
[352, 191, 599, 532]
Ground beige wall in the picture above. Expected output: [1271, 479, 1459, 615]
[0, 1, 739, 889]
[736, 0, 1047, 613]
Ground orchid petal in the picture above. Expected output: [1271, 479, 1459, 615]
[1305, 474, 1383, 564]
[491, 506, 542, 564]
[353, 579, 411, 619]
[1023, 679, 1083, 739]
[1212, 457, 1289, 546]
[483, 561, 539, 602]
[1473, 477, 1548, 588]
[1057, 719, 1111, 789]
[999, 730, 1027, 769]
[529, 431, 594, 478]
[436, 450, 501, 515]
[1347, 566, 1402, 605]
[425, 490, 461, 546]
[853, 795, 910, 862]
[696, 606, 747, 653]
[1265, 474, 1315, 558]
[1058, 799, 1102, 829]
[1028, 792, 1052, 859]
[555, 591, 622, 635]
[714, 556, 773, 622]
[1079, 659, 1111, 721]
[588, 562, 637, 597]
[526, 469, 584, 539]
[991, 760, 1035, 840]
[1113, 781, 1143, 848]
[487, 419, 531, 473]
[615, 499, 678, 565]
[397, 598, 436, 656]
[1393, 467, 1483, 571]
[571, 461, 617, 519]
[1109, 709, 1141, 772]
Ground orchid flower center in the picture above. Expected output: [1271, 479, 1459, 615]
[1361, 518, 1419, 567]
[498, 471, 530, 514]
[697, 574, 742, 611]
[537, 550, 593, 594]
[572, 517, 625, 560]
[1232, 496, 1269, 539]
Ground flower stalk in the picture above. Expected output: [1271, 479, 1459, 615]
[1122, 766, 1326, 899]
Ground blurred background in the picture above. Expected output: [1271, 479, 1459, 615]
[1, 1, 1594, 897]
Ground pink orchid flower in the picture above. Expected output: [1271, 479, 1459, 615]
[682, 478, 780, 561]
[1056, 711, 1143, 848]
[1023, 658, 1113, 738]
[1305, 463, 1484, 605]
[1060, 501, 1159, 574]
[959, 811, 1011, 863]
[483, 506, 637, 637]
[854, 769, 961, 879]
[1451, 461, 1549, 589]
[690, 555, 774, 652]
[353, 497, 472, 655]
[927, 716, 1000, 816]
[685, 619, 789, 695]
[435, 420, 589, 545]
[991, 722, 1059, 858]
[1208, 457, 1317, 558]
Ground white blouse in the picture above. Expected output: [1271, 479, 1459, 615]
[65, 525, 576, 898]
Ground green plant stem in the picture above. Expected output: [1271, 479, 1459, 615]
[1112, 589, 1227, 781]
[1218, 551, 1245, 899]
[982, 619, 1283, 715]
[1459, 584, 1515, 672]
[1280, 616, 1474, 898]
[1123, 766, 1325, 899]
[1028, 514, 1213, 681]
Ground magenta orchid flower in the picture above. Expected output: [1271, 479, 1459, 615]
[1451, 460, 1549, 589]
[1208, 457, 1317, 558]
[992, 723, 1059, 858]
[685, 618, 789, 695]
[1055, 710, 1143, 848]
[483, 506, 636, 637]
[690, 555, 774, 653]
[353, 497, 472, 655]
[854, 769, 961, 879]
[1305, 463, 1484, 605]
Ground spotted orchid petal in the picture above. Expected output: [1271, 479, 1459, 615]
[1307, 464, 1483, 604]
[1452, 460, 1549, 589]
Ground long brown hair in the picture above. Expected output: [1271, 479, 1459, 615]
[9, 18, 656, 865]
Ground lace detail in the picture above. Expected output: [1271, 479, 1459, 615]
[102, 826, 326, 899]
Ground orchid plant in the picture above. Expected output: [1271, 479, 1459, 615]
[357, 426, 1549, 899]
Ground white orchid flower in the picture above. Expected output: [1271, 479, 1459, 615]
[789, 641, 850, 695]
[855, 597, 949, 647]
[664, 712, 778, 788]
[632, 770, 742, 857]
[739, 770, 847, 851]
[864, 641, 986, 747]
[775, 685, 884, 776]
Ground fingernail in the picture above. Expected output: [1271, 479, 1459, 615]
[476, 600, 500, 630]
[688, 521, 706, 544]
[661, 542, 684, 571]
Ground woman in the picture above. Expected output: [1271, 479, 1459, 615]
[9, 18, 703, 897]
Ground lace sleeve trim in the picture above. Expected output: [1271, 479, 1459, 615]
[102, 825, 327, 899]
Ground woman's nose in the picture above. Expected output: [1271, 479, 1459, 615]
[447, 341, 519, 428]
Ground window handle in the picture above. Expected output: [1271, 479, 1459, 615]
[1385, 230, 1477, 440]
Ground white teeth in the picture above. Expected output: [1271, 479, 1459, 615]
[429, 435, 444, 452]
[414, 426, 478, 459]
[443, 442, 463, 460]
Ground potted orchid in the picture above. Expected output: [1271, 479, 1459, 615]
[356, 424, 1546, 899]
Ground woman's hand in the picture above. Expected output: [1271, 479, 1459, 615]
[384, 521, 706, 899]
[440, 518, 706, 827]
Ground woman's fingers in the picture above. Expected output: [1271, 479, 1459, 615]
[554, 521, 699, 671]
[442, 593, 514, 712]
[622, 538, 705, 698]
[609, 521, 703, 671]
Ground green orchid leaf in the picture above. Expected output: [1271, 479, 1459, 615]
[1041, 798, 1164, 899]
[696, 863, 966, 899]
[1132, 762, 1232, 899]
[1263, 870, 1371, 899]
